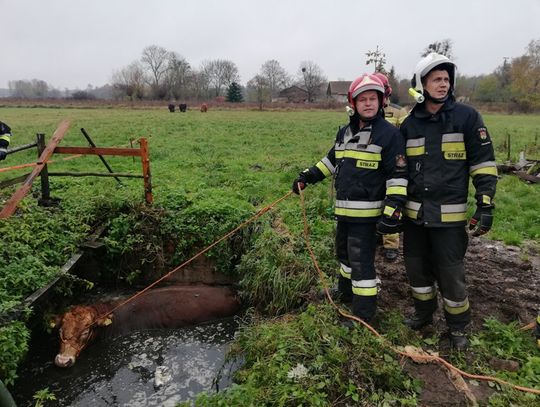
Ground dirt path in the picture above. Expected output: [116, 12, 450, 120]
[375, 236, 540, 405]
[377, 236, 539, 330]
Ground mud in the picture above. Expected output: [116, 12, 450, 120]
[376, 235, 540, 405]
[377, 236, 540, 332]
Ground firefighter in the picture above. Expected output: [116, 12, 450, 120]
[373, 72, 405, 262]
[292, 73, 407, 323]
[0, 121, 11, 161]
[400, 53, 498, 350]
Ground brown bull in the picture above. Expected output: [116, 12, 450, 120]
[50, 285, 240, 368]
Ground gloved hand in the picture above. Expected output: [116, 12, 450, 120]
[0, 148, 7, 161]
[377, 206, 402, 234]
[292, 171, 309, 194]
[468, 206, 493, 236]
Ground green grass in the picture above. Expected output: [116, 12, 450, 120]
[484, 113, 540, 162]
[2, 108, 538, 246]
[0, 107, 539, 401]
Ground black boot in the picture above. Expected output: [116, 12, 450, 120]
[340, 318, 357, 330]
[449, 330, 469, 351]
[403, 314, 433, 330]
[383, 248, 399, 262]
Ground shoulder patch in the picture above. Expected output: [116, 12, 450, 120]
[477, 127, 490, 142]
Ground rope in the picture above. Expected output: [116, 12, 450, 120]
[67, 191, 293, 339]
[297, 185, 540, 396]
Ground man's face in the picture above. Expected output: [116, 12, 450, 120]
[423, 69, 450, 99]
[354, 90, 380, 119]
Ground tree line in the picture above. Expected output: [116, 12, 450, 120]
[6, 39, 540, 112]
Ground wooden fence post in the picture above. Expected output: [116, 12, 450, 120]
[36, 133, 52, 205]
[139, 138, 153, 204]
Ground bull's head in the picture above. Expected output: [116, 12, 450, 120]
[50, 306, 113, 368]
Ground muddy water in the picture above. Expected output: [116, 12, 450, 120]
[13, 317, 240, 406]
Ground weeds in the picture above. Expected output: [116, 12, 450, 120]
[450, 318, 540, 402]
[191, 304, 418, 406]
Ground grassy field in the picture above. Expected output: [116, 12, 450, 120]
[1, 107, 539, 243]
[1, 106, 539, 402]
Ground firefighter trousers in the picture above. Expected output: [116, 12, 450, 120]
[403, 221, 471, 331]
[335, 221, 378, 321]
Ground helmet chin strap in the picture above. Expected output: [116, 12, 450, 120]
[423, 90, 449, 104]
[358, 113, 378, 122]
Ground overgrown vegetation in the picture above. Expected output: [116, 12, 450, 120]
[0, 107, 538, 401]
[459, 318, 540, 405]
[189, 305, 420, 406]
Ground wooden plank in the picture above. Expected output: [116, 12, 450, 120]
[22, 252, 83, 308]
[515, 171, 540, 184]
[6, 141, 37, 155]
[54, 146, 142, 156]
[81, 128, 123, 184]
[0, 120, 70, 219]
[0, 173, 31, 188]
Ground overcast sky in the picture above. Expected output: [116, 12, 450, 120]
[1, 0, 539, 89]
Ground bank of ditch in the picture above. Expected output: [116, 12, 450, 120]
[2, 189, 540, 405]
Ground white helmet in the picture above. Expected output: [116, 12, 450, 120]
[411, 52, 457, 100]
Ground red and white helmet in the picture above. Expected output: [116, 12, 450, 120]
[347, 74, 385, 105]
[373, 72, 392, 99]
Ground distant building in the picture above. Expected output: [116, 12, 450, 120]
[277, 86, 308, 103]
[326, 81, 351, 103]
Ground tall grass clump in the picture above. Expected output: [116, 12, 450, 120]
[191, 304, 419, 406]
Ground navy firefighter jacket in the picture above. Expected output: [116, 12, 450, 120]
[400, 99, 498, 227]
[302, 114, 408, 223]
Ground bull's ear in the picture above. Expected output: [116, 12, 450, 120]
[49, 315, 62, 329]
[97, 313, 113, 326]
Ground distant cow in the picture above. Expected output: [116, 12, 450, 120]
[179, 103, 187, 112]
[168, 104, 175, 112]
[200, 103, 208, 112]
[50, 285, 240, 368]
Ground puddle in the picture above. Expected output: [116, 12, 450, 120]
[13, 317, 240, 406]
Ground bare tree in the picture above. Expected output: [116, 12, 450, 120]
[188, 69, 211, 101]
[8, 79, 51, 99]
[141, 45, 170, 99]
[247, 74, 271, 110]
[164, 52, 191, 100]
[111, 61, 146, 100]
[201, 59, 240, 97]
[366, 45, 387, 72]
[298, 61, 326, 103]
[260, 59, 289, 99]
[422, 39, 454, 59]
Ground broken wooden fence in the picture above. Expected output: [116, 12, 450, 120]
[0, 120, 152, 219]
